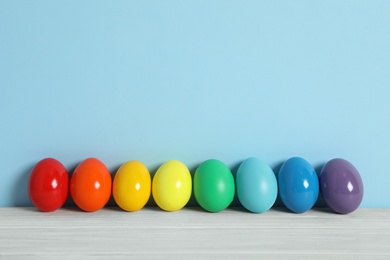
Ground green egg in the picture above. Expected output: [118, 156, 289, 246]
[194, 159, 235, 212]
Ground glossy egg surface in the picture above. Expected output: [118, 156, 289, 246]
[194, 159, 235, 212]
[70, 158, 112, 212]
[113, 160, 151, 212]
[28, 158, 69, 212]
[278, 157, 319, 213]
[320, 158, 364, 214]
[152, 160, 192, 211]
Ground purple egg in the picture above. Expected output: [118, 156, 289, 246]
[320, 158, 364, 214]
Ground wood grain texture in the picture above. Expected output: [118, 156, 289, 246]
[0, 208, 389, 259]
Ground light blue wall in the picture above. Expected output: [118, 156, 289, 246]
[1, 1, 389, 207]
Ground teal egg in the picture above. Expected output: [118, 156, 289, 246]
[236, 157, 278, 213]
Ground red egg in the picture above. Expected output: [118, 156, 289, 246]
[28, 158, 69, 212]
[70, 158, 112, 212]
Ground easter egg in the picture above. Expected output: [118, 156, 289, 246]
[113, 160, 151, 212]
[278, 157, 319, 213]
[194, 159, 235, 212]
[152, 160, 192, 211]
[70, 158, 112, 212]
[320, 158, 364, 214]
[28, 158, 69, 212]
[236, 157, 277, 213]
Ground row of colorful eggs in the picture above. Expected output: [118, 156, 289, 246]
[28, 157, 364, 214]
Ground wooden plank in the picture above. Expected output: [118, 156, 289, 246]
[0, 208, 389, 259]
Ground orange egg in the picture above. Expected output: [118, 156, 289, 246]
[70, 158, 112, 212]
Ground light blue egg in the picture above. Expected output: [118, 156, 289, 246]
[278, 157, 319, 213]
[236, 157, 278, 213]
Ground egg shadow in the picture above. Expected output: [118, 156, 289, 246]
[63, 161, 81, 207]
[105, 163, 123, 207]
[314, 162, 327, 208]
[104, 206, 127, 212]
[229, 160, 243, 208]
[145, 163, 163, 208]
[271, 160, 285, 208]
[12, 163, 35, 206]
[310, 207, 335, 214]
[271, 207, 294, 213]
[228, 206, 250, 213]
[183, 206, 205, 213]
[186, 163, 200, 207]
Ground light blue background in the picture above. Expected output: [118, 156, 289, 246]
[1, 1, 389, 208]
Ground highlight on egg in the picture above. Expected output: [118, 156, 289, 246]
[278, 157, 319, 213]
[152, 160, 192, 211]
[113, 160, 151, 212]
[27, 156, 364, 214]
[28, 158, 69, 212]
[70, 158, 112, 212]
[319, 158, 364, 214]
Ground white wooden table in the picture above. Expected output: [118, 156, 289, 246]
[0, 207, 389, 259]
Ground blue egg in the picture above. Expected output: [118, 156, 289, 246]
[236, 157, 278, 213]
[278, 157, 319, 213]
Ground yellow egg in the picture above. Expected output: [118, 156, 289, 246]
[113, 160, 151, 212]
[152, 160, 192, 211]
